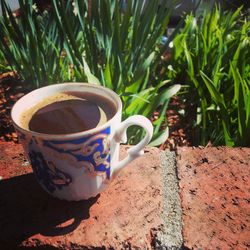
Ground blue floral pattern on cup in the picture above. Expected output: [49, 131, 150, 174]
[29, 150, 72, 193]
[26, 127, 111, 194]
[43, 127, 111, 179]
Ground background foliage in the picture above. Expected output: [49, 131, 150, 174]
[0, 0, 73, 88]
[167, 6, 250, 146]
[1, 1, 249, 146]
[52, 0, 182, 145]
[0, 0, 181, 145]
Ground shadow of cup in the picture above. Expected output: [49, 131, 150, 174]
[0, 173, 99, 247]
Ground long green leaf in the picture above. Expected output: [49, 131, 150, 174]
[149, 128, 169, 147]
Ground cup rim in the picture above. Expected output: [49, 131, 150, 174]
[11, 82, 122, 140]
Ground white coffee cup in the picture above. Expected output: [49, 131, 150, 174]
[11, 83, 153, 201]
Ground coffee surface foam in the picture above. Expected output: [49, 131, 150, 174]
[20, 92, 108, 133]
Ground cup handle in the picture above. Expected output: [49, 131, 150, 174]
[112, 115, 153, 177]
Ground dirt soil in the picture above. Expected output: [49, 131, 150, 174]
[0, 73, 29, 142]
[162, 96, 191, 150]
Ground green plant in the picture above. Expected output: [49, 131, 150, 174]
[52, 0, 181, 145]
[168, 6, 250, 146]
[0, 0, 71, 88]
[0, 50, 11, 73]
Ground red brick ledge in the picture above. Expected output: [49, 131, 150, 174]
[176, 147, 250, 250]
[1, 141, 249, 249]
[0, 142, 164, 249]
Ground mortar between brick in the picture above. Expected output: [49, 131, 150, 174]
[154, 151, 183, 249]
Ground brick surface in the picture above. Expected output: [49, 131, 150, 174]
[0, 142, 163, 249]
[177, 147, 250, 250]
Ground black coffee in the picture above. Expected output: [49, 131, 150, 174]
[27, 92, 116, 134]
